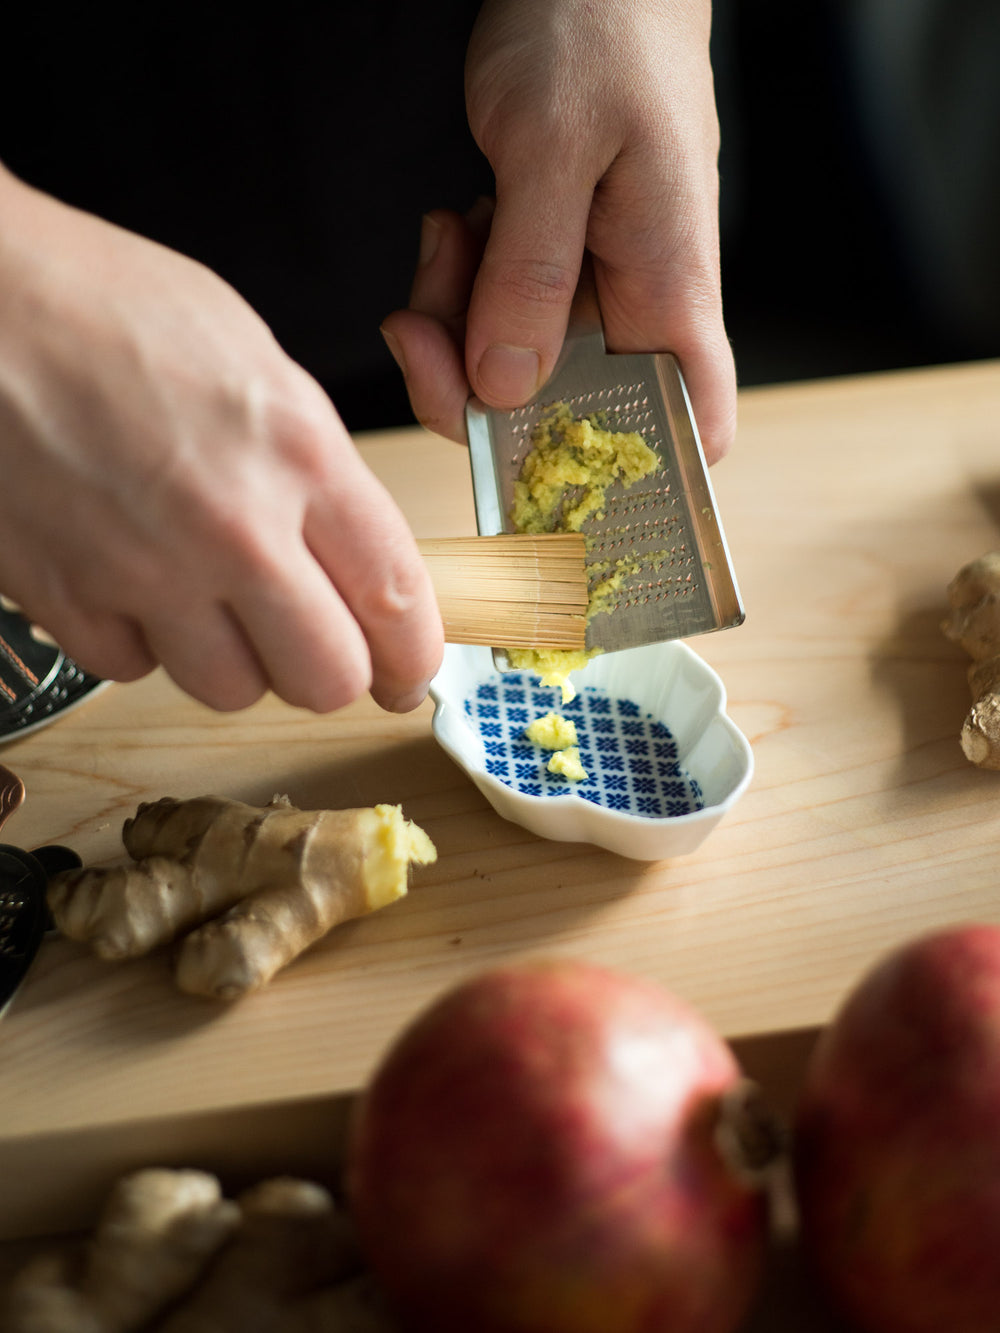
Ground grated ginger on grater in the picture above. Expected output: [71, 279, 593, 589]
[507, 401, 660, 702]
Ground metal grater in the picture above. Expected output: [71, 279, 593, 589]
[465, 307, 744, 665]
[0, 604, 107, 742]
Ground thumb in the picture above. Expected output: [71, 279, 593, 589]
[463, 179, 592, 409]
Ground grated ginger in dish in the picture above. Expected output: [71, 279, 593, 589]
[524, 712, 587, 783]
[524, 712, 578, 751]
[546, 746, 587, 782]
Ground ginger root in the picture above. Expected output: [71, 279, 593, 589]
[3, 1168, 239, 1333]
[153, 1176, 365, 1333]
[942, 551, 1000, 768]
[47, 795, 437, 999]
[3, 1170, 396, 1333]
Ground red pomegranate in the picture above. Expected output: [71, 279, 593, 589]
[346, 958, 770, 1333]
[794, 923, 1000, 1332]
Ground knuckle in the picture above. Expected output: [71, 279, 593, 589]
[225, 362, 339, 490]
[183, 501, 270, 579]
[268, 381, 338, 484]
[362, 552, 434, 625]
[490, 257, 577, 313]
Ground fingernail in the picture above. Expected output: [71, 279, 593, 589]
[476, 344, 541, 407]
[380, 325, 407, 377]
[418, 213, 442, 267]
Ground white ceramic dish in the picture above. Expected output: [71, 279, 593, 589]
[428, 641, 753, 861]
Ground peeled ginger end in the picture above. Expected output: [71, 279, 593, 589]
[364, 804, 437, 911]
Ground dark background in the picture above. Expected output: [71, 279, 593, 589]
[714, 0, 1000, 387]
[3, 3, 997, 432]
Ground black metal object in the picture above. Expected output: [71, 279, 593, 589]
[0, 843, 82, 1015]
[0, 605, 104, 740]
[0, 844, 51, 1015]
[0, 752, 84, 1012]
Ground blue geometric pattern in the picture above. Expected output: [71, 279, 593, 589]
[464, 673, 704, 819]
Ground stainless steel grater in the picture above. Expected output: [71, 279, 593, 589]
[465, 306, 744, 664]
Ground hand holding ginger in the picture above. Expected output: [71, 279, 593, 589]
[47, 794, 437, 999]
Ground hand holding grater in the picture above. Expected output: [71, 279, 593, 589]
[465, 282, 744, 662]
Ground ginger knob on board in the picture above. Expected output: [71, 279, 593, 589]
[47, 794, 437, 999]
[942, 552, 1000, 769]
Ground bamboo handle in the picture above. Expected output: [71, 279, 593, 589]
[417, 535, 588, 650]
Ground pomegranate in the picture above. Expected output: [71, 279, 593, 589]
[793, 923, 1000, 1333]
[346, 958, 770, 1333]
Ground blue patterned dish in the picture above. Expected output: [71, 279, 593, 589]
[429, 641, 753, 860]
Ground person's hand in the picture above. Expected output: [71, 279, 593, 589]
[382, 0, 736, 465]
[0, 166, 443, 714]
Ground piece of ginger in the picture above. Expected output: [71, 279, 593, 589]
[153, 1177, 364, 1333]
[506, 647, 596, 703]
[942, 551, 1000, 768]
[3, 1171, 396, 1333]
[546, 745, 588, 782]
[524, 712, 588, 782]
[3, 1169, 239, 1333]
[47, 794, 437, 999]
[524, 712, 578, 751]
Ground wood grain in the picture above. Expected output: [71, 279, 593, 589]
[2, 365, 1000, 1268]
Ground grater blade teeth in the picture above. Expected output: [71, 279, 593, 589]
[466, 332, 744, 663]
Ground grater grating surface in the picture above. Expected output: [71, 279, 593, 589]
[466, 322, 744, 660]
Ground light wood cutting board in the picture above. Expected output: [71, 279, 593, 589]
[3, 364, 1000, 1252]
